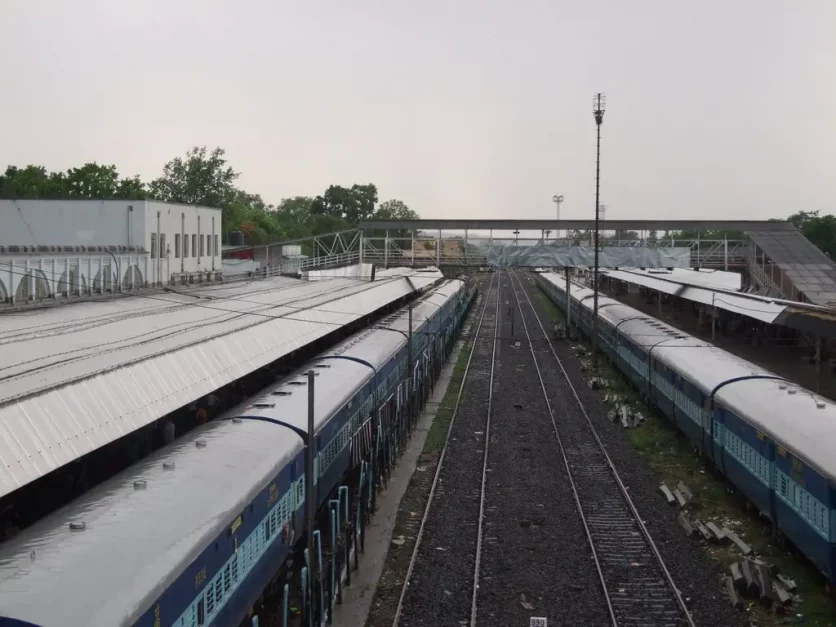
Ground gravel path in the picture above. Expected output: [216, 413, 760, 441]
[516, 270, 748, 627]
[396, 273, 501, 627]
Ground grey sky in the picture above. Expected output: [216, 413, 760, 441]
[1, 0, 834, 222]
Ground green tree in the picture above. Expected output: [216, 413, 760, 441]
[311, 184, 378, 224]
[370, 198, 419, 239]
[1, 163, 147, 200]
[116, 175, 148, 199]
[375, 199, 418, 221]
[150, 146, 239, 208]
[0, 165, 68, 198]
[274, 196, 315, 239]
[786, 210, 836, 258]
[65, 163, 120, 198]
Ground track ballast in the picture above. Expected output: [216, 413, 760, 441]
[391, 270, 714, 627]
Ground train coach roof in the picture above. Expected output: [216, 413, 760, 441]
[716, 378, 836, 482]
[244, 281, 465, 434]
[0, 415, 300, 627]
[652, 343, 775, 395]
[338, 279, 465, 369]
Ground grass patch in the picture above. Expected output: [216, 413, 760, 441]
[533, 284, 836, 626]
[423, 340, 472, 454]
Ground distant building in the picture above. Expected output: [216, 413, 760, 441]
[0, 200, 223, 304]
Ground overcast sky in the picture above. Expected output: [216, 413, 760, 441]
[1, 0, 834, 221]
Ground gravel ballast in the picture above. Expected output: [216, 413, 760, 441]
[476, 272, 610, 626]
[517, 271, 748, 627]
[387, 270, 747, 627]
[396, 275, 501, 627]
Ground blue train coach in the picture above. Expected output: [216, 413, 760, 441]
[536, 271, 836, 586]
[0, 278, 468, 627]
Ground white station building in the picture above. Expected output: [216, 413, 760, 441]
[0, 200, 223, 304]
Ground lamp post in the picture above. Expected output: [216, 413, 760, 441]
[552, 194, 563, 238]
[592, 93, 606, 372]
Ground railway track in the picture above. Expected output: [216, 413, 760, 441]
[393, 271, 501, 627]
[508, 270, 695, 627]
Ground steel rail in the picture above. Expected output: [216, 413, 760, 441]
[391, 271, 500, 627]
[469, 270, 501, 627]
[509, 270, 696, 627]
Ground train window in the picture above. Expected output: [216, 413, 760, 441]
[265, 516, 273, 540]
[197, 598, 205, 626]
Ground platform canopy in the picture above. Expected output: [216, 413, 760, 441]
[604, 268, 836, 337]
[0, 267, 443, 498]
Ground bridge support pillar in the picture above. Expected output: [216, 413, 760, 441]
[724, 236, 728, 272]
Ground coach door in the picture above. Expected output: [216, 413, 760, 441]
[378, 393, 396, 476]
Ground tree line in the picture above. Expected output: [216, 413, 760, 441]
[3, 149, 832, 257]
[0, 146, 419, 245]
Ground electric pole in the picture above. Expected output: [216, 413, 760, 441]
[592, 93, 606, 372]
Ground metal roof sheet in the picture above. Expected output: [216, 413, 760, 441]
[749, 230, 836, 306]
[0, 267, 443, 498]
[637, 268, 741, 291]
[603, 269, 836, 328]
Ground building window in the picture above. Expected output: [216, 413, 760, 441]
[192, 234, 197, 258]
[175, 234, 181, 259]
[214, 234, 219, 256]
[200, 234, 205, 257]
[160, 234, 166, 258]
[183, 234, 189, 258]
[150, 233, 157, 259]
